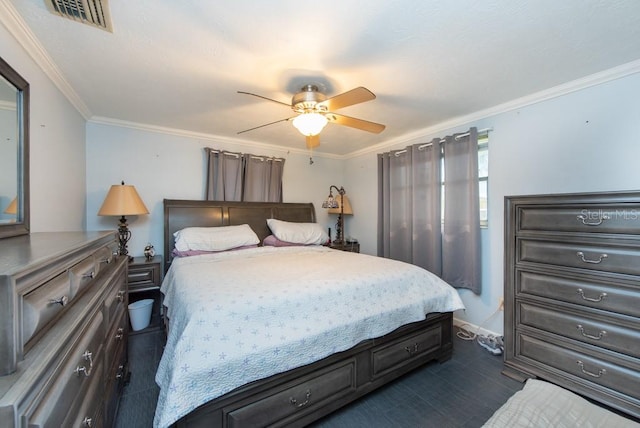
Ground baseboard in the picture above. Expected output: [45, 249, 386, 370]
[453, 316, 502, 339]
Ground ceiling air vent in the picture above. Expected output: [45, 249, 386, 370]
[45, 0, 113, 32]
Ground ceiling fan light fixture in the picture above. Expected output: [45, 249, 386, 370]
[292, 112, 328, 136]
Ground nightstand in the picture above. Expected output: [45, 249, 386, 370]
[328, 242, 360, 253]
[127, 255, 163, 333]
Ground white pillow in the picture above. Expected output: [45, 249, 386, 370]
[173, 224, 259, 252]
[266, 219, 328, 245]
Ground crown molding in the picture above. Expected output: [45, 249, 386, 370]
[0, 0, 92, 119]
[89, 116, 343, 160]
[347, 59, 640, 159]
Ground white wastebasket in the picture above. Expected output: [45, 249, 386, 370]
[128, 299, 154, 331]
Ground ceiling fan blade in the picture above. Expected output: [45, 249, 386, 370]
[327, 113, 386, 134]
[237, 91, 291, 108]
[237, 117, 293, 134]
[317, 87, 376, 111]
[306, 135, 320, 149]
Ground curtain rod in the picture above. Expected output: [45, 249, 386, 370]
[207, 148, 283, 161]
[417, 127, 492, 150]
[392, 127, 492, 156]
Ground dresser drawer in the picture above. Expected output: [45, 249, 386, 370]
[518, 270, 640, 318]
[22, 271, 72, 350]
[103, 266, 128, 328]
[519, 302, 640, 357]
[225, 359, 356, 427]
[518, 238, 640, 276]
[70, 255, 99, 298]
[95, 245, 117, 273]
[371, 324, 442, 379]
[27, 311, 105, 427]
[105, 308, 127, 376]
[127, 259, 161, 290]
[62, 357, 105, 428]
[518, 334, 640, 403]
[518, 204, 640, 235]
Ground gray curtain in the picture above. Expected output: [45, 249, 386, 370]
[243, 155, 284, 202]
[205, 149, 243, 201]
[377, 138, 442, 274]
[442, 128, 481, 294]
[377, 127, 481, 294]
[205, 148, 285, 202]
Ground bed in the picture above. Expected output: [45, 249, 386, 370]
[155, 199, 465, 428]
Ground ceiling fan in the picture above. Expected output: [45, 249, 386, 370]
[237, 84, 385, 149]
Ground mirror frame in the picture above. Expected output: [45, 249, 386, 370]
[0, 57, 29, 239]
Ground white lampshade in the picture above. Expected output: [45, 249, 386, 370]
[98, 182, 149, 217]
[328, 194, 353, 215]
[292, 113, 328, 136]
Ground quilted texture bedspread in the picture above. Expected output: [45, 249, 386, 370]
[154, 246, 464, 427]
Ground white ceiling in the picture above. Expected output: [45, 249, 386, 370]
[7, 0, 640, 156]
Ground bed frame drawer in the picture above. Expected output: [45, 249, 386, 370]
[371, 324, 442, 379]
[224, 359, 357, 427]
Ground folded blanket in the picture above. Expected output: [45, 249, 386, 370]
[483, 379, 640, 428]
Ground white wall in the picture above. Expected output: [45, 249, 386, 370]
[85, 123, 344, 257]
[1, 23, 87, 232]
[345, 72, 640, 335]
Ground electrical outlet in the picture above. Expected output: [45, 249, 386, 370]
[498, 297, 504, 311]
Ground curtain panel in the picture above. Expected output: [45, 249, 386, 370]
[377, 127, 481, 294]
[205, 148, 285, 202]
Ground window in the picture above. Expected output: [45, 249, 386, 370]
[440, 134, 489, 227]
[478, 136, 489, 227]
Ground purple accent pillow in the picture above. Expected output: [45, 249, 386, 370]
[263, 235, 305, 247]
[172, 245, 258, 257]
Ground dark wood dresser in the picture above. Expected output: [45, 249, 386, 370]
[0, 231, 129, 427]
[504, 191, 640, 419]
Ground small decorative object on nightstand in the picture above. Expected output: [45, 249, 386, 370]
[127, 255, 162, 332]
[143, 243, 155, 261]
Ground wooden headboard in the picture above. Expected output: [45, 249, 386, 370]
[163, 199, 316, 272]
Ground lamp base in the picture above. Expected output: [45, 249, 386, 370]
[117, 215, 132, 259]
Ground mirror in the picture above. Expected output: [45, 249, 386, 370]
[0, 57, 29, 239]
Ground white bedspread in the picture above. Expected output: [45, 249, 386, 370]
[154, 246, 464, 428]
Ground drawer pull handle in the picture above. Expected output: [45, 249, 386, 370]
[289, 390, 311, 408]
[404, 343, 420, 356]
[117, 290, 126, 302]
[576, 324, 606, 340]
[576, 288, 607, 303]
[576, 251, 608, 264]
[576, 213, 610, 226]
[116, 364, 125, 379]
[115, 327, 124, 340]
[48, 295, 68, 306]
[100, 257, 111, 264]
[82, 417, 93, 427]
[82, 271, 95, 279]
[577, 360, 606, 378]
[74, 350, 93, 377]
